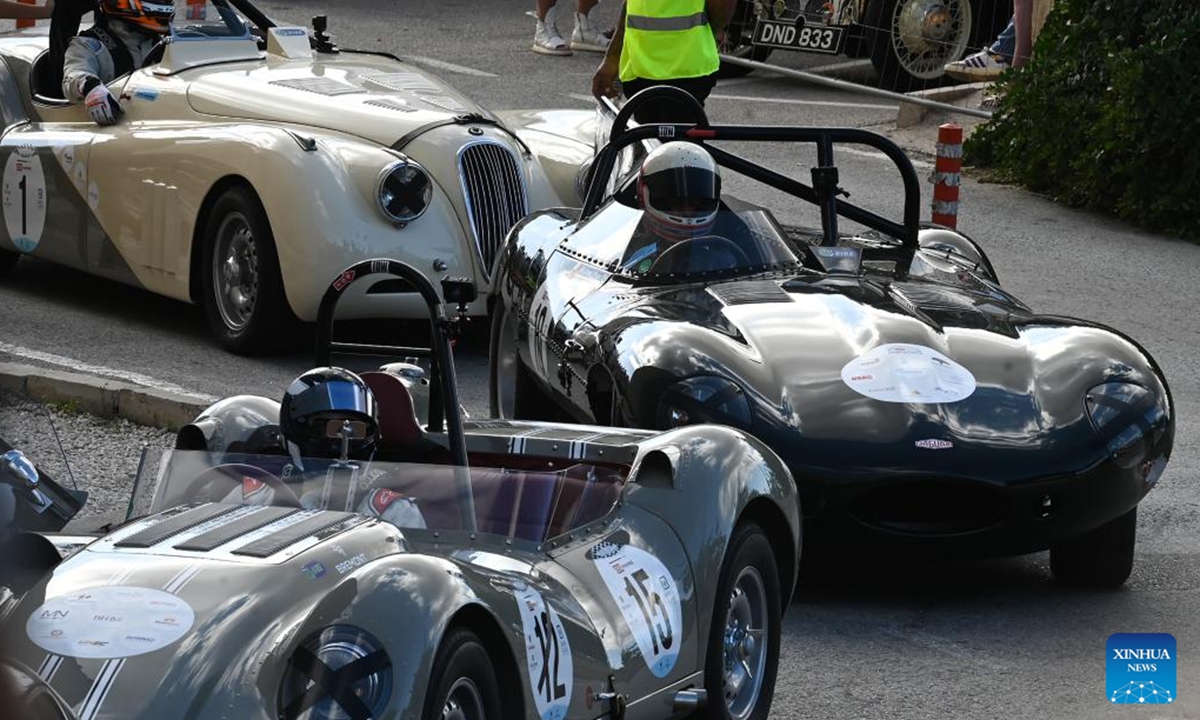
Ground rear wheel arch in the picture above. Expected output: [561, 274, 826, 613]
[440, 604, 526, 720]
[737, 497, 799, 606]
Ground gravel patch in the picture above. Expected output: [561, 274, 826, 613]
[0, 390, 176, 531]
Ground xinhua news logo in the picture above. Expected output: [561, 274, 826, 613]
[1107, 633, 1176, 704]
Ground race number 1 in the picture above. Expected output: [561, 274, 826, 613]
[3, 148, 48, 252]
[590, 541, 683, 677]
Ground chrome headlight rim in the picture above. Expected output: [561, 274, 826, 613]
[377, 159, 433, 226]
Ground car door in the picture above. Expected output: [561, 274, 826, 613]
[0, 96, 100, 271]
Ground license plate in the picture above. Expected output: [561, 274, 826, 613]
[751, 18, 845, 55]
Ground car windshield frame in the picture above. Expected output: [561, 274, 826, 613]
[127, 448, 628, 548]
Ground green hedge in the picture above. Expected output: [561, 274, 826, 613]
[964, 0, 1200, 240]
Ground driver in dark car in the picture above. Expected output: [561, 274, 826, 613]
[216, 366, 426, 529]
[62, 0, 173, 125]
[621, 141, 751, 275]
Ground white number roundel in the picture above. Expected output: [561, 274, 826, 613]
[591, 541, 682, 677]
[3, 148, 48, 252]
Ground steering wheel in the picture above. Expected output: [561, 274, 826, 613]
[191, 463, 303, 508]
[645, 234, 751, 275]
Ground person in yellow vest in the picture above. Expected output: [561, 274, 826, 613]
[592, 0, 736, 123]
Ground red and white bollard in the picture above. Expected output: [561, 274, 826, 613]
[15, 0, 36, 29]
[931, 123, 963, 229]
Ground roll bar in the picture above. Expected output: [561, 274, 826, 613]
[583, 86, 922, 249]
[314, 259, 476, 531]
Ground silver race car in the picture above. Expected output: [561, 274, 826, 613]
[0, 259, 801, 720]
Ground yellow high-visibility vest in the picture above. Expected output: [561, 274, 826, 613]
[620, 0, 719, 82]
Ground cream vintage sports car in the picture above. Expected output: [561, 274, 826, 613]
[0, 0, 595, 353]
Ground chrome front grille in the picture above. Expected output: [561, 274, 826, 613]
[457, 141, 528, 277]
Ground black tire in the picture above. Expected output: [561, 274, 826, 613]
[717, 0, 777, 78]
[0, 248, 17, 276]
[1050, 507, 1138, 589]
[703, 523, 782, 720]
[200, 186, 297, 355]
[863, 0, 975, 92]
[488, 301, 554, 420]
[422, 628, 502, 720]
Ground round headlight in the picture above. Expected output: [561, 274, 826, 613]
[657, 376, 752, 430]
[378, 160, 432, 225]
[1085, 381, 1167, 469]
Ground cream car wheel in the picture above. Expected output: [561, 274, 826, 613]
[201, 186, 296, 355]
[866, 0, 973, 91]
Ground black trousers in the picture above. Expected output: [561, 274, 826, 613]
[621, 73, 717, 125]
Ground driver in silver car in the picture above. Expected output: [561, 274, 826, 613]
[62, 0, 173, 125]
[621, 141, 744, 275]
[218, 367, 427, 529]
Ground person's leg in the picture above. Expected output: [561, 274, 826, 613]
[533, 0, 572, 55]
[571, 0, 609, 52]
[989, 16, 1016, 62]
[1012, 0, 1032, 68]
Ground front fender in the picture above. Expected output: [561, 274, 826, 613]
[624, 425, 801, 643]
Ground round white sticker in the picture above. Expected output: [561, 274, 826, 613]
[590, 541, 682, 678]
[841, 343, 976, 403]
[26, 586, 196, 659]
[516, 583, 572, 720]
[3, 148, 48, 253]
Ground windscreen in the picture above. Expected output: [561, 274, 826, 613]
[128, 449, 626, 545]
[617, 208, 803, 281]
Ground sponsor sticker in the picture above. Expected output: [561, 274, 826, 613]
[26, 586, 195, 659]
[841, 343, 976, 404]
[915, 439, 953, 450]
[301, 561, 327, 579]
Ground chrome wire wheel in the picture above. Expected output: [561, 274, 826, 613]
[212, 211, 259, 333]
[889, 0, 972, 79]
[722, 566, 770, 719]
[440, 677, 486, 720]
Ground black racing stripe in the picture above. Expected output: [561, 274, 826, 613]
[232, 512, 362, 558]
[114, 504, 241, 549]
[172, 507, 299, 552]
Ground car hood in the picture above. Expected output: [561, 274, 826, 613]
[636, 275, 1170, 480]
[186, 55, 489, 147]
[1, 505, 402, 719]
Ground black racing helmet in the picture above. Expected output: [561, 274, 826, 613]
[280, 367, 378, 461]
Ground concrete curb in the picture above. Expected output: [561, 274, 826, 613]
[0, 362, 210, 430]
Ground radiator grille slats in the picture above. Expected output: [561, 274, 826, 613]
[458, 142, 528, 276]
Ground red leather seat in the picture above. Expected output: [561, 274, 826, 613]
[360, 372, 424, 450]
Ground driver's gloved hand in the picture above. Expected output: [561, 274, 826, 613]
[81, 77, 123, 126]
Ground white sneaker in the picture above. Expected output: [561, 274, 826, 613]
[533, 5, 572, 56]
[571, 11, 610, 53]
[944, 50, 1010, 81]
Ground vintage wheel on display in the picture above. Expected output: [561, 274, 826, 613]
[718, 0, 779, 78]
[1050, 507, 1138, 588]
[201, 186, 296, 355]
[863, 0, 974, 91]
[422, 629, 502, 720]
[703, 522, 782, 720]
[488, 301, 555, 420]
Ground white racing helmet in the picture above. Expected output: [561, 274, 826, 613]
[637, 142, 722, 242]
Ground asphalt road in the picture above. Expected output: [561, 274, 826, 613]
[2, 1, 1199, 718]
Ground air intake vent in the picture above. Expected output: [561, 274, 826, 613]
[458, 141, 528, 277]
[270, 78, 362, 96]
[708, 280, 792, 306]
